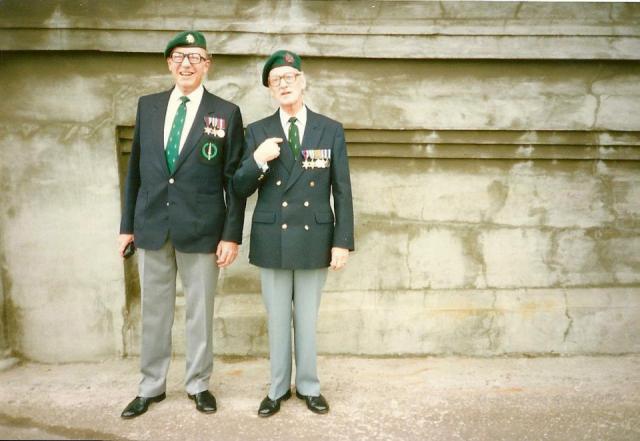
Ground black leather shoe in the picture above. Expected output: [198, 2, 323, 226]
[258, 390, 292, 418]
[121, 393, 166, 419]
[296, 390, 329, 414]
[188, 390, 217, 413]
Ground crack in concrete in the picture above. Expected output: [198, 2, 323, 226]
[544, 229, 562, 286]
[563, 290, 574, 344]
[438, 1, 446, 18]
[608, 3, 614, 22]
[406, 228, 415, 289]
[514, 2, 523, 19]
[589, 62, 605, 130]
[455, 290, 502, 356]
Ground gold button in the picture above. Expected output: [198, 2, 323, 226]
[304, 225, 309, 230]
[309, 181, 315, 187]
[282, 201, 288, 207]
[258, 174, 264, 181]
[169, 178, 175, 184]
[276, 180, 282, 186]
[282, 224, 288, 230]
[304, 201, 309, 207]
[166, 202, 170, 207]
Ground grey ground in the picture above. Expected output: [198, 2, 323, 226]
[0, 355, 639, 441]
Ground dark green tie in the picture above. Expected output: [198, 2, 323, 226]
[165, 96, 189, 174]
[288, 116, 300, 160]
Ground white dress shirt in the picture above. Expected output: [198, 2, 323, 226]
[280, 105, 307, 145]
[163, 85, 204, 153]
[255, 105, 308, 171]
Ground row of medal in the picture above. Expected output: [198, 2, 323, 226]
[301, 149, 331, 169]
[204, 116, 226, 138]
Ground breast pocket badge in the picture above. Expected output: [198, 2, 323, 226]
[302, 149, 331, 169]
[201, 141, 218, 161]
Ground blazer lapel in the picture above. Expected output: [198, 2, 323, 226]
[173, 89, 209, 173]
[263, 111, 294, 177]
[283, 108, 322, 192]
[152, 91, 171, 176]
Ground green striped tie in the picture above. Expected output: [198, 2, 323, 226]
[288, 116, 301, 160]
[165, 96, 189, 174]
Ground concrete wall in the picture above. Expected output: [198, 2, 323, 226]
[0, 267, 6, 353]
[0, 1, 639, 361]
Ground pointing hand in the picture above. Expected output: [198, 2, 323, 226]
[254, 137, 283, 164]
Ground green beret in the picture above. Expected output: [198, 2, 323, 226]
[164, 31, 207, 58]
[262, 50, 302, 87]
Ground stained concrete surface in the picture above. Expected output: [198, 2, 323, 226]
[2, 52, 640, 362]
[0, 355, 638, 441]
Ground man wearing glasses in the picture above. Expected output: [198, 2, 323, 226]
[118, 31, 245, 418]
[233, 50, 354, 417]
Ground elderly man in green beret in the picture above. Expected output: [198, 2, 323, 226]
[233, 50, 354, 417]
[118, 30, 246, 418]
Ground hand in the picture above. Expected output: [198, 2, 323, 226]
[118, 234, 134, 258]
[329, 247, 349, 271]
[216, 240, 239, 268]
[253, 137, 283, 164]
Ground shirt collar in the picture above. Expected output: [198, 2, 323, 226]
[170, 84, 204, 104]
[280, 104, 307, 127]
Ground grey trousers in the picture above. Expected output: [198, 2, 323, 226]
[260, 267, 328, 400]
[137, 240, 219, 397]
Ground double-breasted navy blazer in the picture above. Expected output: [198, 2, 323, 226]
[232, 108, 354, 269]
[120, 88, 246, 253]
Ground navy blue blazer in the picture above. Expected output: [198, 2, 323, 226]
[232, 108, 354, 269]
[120, 88, 246, 253]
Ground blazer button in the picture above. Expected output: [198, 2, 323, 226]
[276, 180, 282, 186]
[169, 178, 175, 184]
[282, 201, 288, 207]
[166, 202, 170, 207]
[304, 201, 309, 207]
[304, 225, 310, 231]
[258, 174, 265, 181]
[309, 181, 315, 187]
[282, 224, 288, 230]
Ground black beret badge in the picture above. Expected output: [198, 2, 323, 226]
[201, 115, 226, 161]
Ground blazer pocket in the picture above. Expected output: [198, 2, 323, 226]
[253, 210, 276, 224]
[196, 192, 221, 204]
[314, 211, 335, 224]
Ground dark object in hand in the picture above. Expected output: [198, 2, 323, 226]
[123, 241, 136, 259]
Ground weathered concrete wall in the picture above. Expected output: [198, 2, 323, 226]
[0, 267, 6, 353]
[0, 1, 639, 361]
[2, 1, 639, 60]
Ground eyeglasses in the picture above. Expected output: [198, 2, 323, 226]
[170, 52, 208, 65]
[268, 72, 301, 87]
